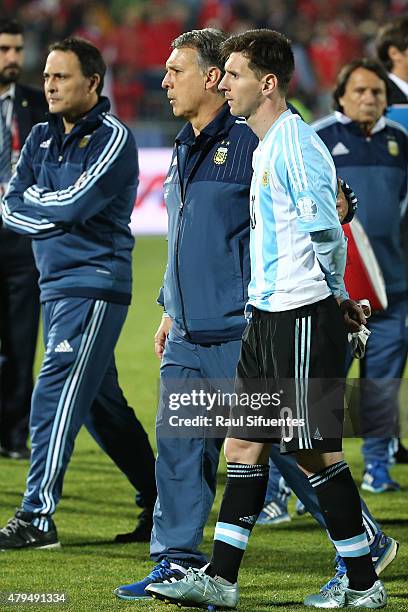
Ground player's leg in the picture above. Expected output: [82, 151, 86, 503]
[299, 450, 386, 608]
[297, 297, 386, 607]
[85, 356, 157, 542]
[268, 442, 396, 588]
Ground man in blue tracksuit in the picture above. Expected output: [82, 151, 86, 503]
[115, 30, 398, 601]
[313, 58, 408, 494]
[0, 37, 156, 549]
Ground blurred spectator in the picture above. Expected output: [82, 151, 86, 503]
[3, 1, 408, 130]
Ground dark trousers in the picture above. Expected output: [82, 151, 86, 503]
[0, 230, 40, 450]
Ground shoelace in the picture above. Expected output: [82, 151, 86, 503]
[321, 555, 346, 592]
[321, 581, 346, 600]
[184, 567, 213, 587]
[150, 561, 183, 582]
[1, 516, 29, 536]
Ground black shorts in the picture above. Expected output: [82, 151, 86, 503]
[230, 296, 347, 453]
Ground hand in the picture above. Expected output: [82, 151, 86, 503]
[338, 298, 367, 333]
[154, 315, 173, 360]
[336, 178, 348, 223]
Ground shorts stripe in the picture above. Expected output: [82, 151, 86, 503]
[295, 316, 312, 449]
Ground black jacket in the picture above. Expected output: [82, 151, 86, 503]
[1, 83, 47, 259]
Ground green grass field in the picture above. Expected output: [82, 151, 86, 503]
[0, 237, 407, 611]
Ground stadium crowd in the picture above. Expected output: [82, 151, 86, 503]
[2, 0, 408, 123]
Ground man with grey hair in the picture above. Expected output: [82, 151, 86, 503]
[115, 27, 259, 599]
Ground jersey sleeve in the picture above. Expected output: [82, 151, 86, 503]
[276, 119, 341, 233]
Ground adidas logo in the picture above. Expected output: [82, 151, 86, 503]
[54, 340, 73, 353]
[331, 142, 350, 156]
[239, 514, 257, 525]
[312, 428, 323, 441]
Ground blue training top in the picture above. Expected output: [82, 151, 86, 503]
[2, 97, 138, 305]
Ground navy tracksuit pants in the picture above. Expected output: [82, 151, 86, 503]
[357, 298, 408, 466]
[23, 297, 156, 518]
[151, 324, 240, 567]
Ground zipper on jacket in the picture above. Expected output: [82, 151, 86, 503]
[175, 146, 191, 339]
[174, 133, 228, 340]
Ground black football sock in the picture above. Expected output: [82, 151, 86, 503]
[208, 462, 269, 584]
[309, 460, 378, 591]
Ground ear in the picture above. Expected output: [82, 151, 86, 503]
[88, 73, 101, 94]
[388, 44, 402, 64]
[205, 66, 223, 91]
[262, 73, 278, 95]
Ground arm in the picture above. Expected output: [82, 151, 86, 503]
[1, 129, 64, 237]
[311, 228, 366, 332]
[4, 118, 137, 231]
[154, 315, 172, 360]
[310, 227, 348, 301]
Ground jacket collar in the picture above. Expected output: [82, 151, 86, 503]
[334, 110, 386, 135]
[176, 103, 237, 145]
[48, 95, 111, 141]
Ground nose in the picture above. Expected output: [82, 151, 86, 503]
[45, 78, 57, 94]
[6, 48, 19, 63]
[218, 74, 228, 93]
[362, 89, 376, 104]
[161, 72, 171, 90]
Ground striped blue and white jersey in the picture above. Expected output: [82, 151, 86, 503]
[248, 109, 340, 312]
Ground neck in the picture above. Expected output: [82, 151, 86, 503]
[357, 120, 376, 136]
[62, 96, 99, 134]
[190, 97, 225, 137]
[391, 67, 408, 84]
[247, 97, 287, 140]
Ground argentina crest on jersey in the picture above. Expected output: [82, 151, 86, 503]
[387, 139, 399, 156]
[213, 140, 229, 165]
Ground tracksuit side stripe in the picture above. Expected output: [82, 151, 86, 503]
[25, 116, 127, 206]
[38, 300, 107, 515]
[362, 510, 377, 546]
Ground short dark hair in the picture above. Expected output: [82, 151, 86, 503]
[171, 28, 227, 73]
[333, 58, 390, 112]
[0, 18, 24, 36]
[221, 29, 294, 95]
[376, 16, 408, 72]
[49, 37, 106, 95]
